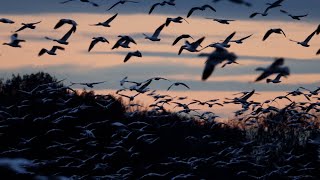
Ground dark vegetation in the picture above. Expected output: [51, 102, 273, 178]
[0, 72, 319, 179]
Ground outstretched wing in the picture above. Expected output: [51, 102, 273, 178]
[124, 52, 133, 63]
[38, 48, 47, 56]
[172, 34, 192, 46]
[152, 23, 166, 37]
[88, 39, 99, 52]
[187, 7, 199, 18]
[149, 3, 160, 14]
[222, 31, 236, 44]
[262, 29, 274, 41]
[203, 4, 216, 12]
[270, 58, 284, 68]
[107, 1, 121, 11]
[104, 13, 118, 24]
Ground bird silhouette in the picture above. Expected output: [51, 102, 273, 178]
[107, 0, 138, 11]
[15, 21, 41, 32]
[263, 28, 286, 41]
[187, 5, 216, 18]
[124, 50, 142, 63]
[143, 23, 166, 41]
[3, 33, 25, 48]
[38, 46, 65, 56]
[88, 37, 109, 52]
[90, 13, 118, 27]
[255, 58, 290, 82]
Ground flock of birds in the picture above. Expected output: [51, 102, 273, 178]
[0, 73, 319, 179]
[1, 0, 320, 82]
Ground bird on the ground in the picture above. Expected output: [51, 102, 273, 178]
[255, 58, 290, 82]
[172, 34, 194, 46]
[107, 0, 138, 11]
[3, 33, 25, 48]
[45, 26, 76, 45]
[263, 28, 286, 41]
[167, 82, 190, 91]
[60, 0, 99, 7]
[54, 19, 78, 32]
[0, 18, 14, 24]
[207, 18, 235, 24]
[289, 30, 317, 47]
[124, 50, 142, 63]
[88, 37, 109, 52]
[202, 31, 236, 49]
[149, 0, 176, 15]
[165, 16, 188, 26]
[90, 13, 118, 27]
[198, 45, 237, 80]
[230, 34, 253, 44]
[178, 36, 205, 55]
[15, 21, 41, 32]
[70, 81, 107, 88]
[38, 46, 65, 56]
[280, 10, 308, 20]
[187, 5, 216, 18]
[112, 35, 136, 49]
[143, 23, 166, 41]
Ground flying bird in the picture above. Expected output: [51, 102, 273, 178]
[172, 34, 194, 46]
[255, 58, 290, 82]
[262, 28, 286, 41]
[90, 13, 118, 27]
[149, 0, 176, 15]
[199, 45, 237, 81]
[70, 81, 107, 88]
[60, 0, 99, 7]
[107, 0, 138, 11]
[112, 35, 136, 49]
[0, 18, 14, 24]
[45, 26, 76, 45]
[143, 23, 166, 41]
[213, 0, 252, 7]
[15, 21, 41, 32]
[165, 16, 188, 26]
[202, 31, 236, 49]
[289, 30, 317, 47]
[206, 18, 235, 24]
[124, 50, 142, 63]
[38, 46, 65, 56]
[88, 37, 109, 52]
[250, 0, 284, 18]
[280, 10, 308, 20]
[54, 19, 78, 32]
[230, 34, 253, 44]
[249, 12, 268, 18]
[187, 5, 216, 18]
[3, 33, 25, 48]
[266, 73, 285, 83]
[167, 82, 190, 91]
[178, 36, 205, 55]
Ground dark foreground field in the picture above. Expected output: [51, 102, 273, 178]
[0, 72, 319, 179]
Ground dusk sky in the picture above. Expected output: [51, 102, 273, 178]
[1, 0, 319, 117]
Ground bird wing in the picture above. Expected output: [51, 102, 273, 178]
[167, 84, 174, 91]
[316, 24, 320, 35]
[88, 39, 99, 52]
[11, 33, 18, 41]
[187, 7, 199, 18]
[31, 21, 42, 25]
[89, 1, 99, 7]
[239, 34, 253, 41]
[172, 34, 191, 46]
[203, 4, 216, 12]
[60, 26, 76, 41]
[178, 45, 185, 55]
[54, 19, 66, 29]
[316, 49, 320, 55]
[52, 46, 65, 52]
[60, 0, 74, 4]
[38, 48, 47, 56]
[280, 9, 288, 14]
[124, 52, 133, 63]
[192, 36, 205, 47]
[303, 30, 316, 44]
[104, 13, 118, 24]
[139, 79, 152, 90]
[279, 29, 286, 37]
[152, 23, 166, 37]
[178, 83, 190, 89]
[249, 12, 259, 18]
[222, 31, 236, 44]
[255, 71, 272, 82]
[270, 58, 284, 69]
[107, 1, 121, 11]
[241, 90, 255, 101]
[149, 3, 160, 14]
[202, 60, 218, 81]
[262, 29, 274, 41]
[15, 25, 27, 32]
